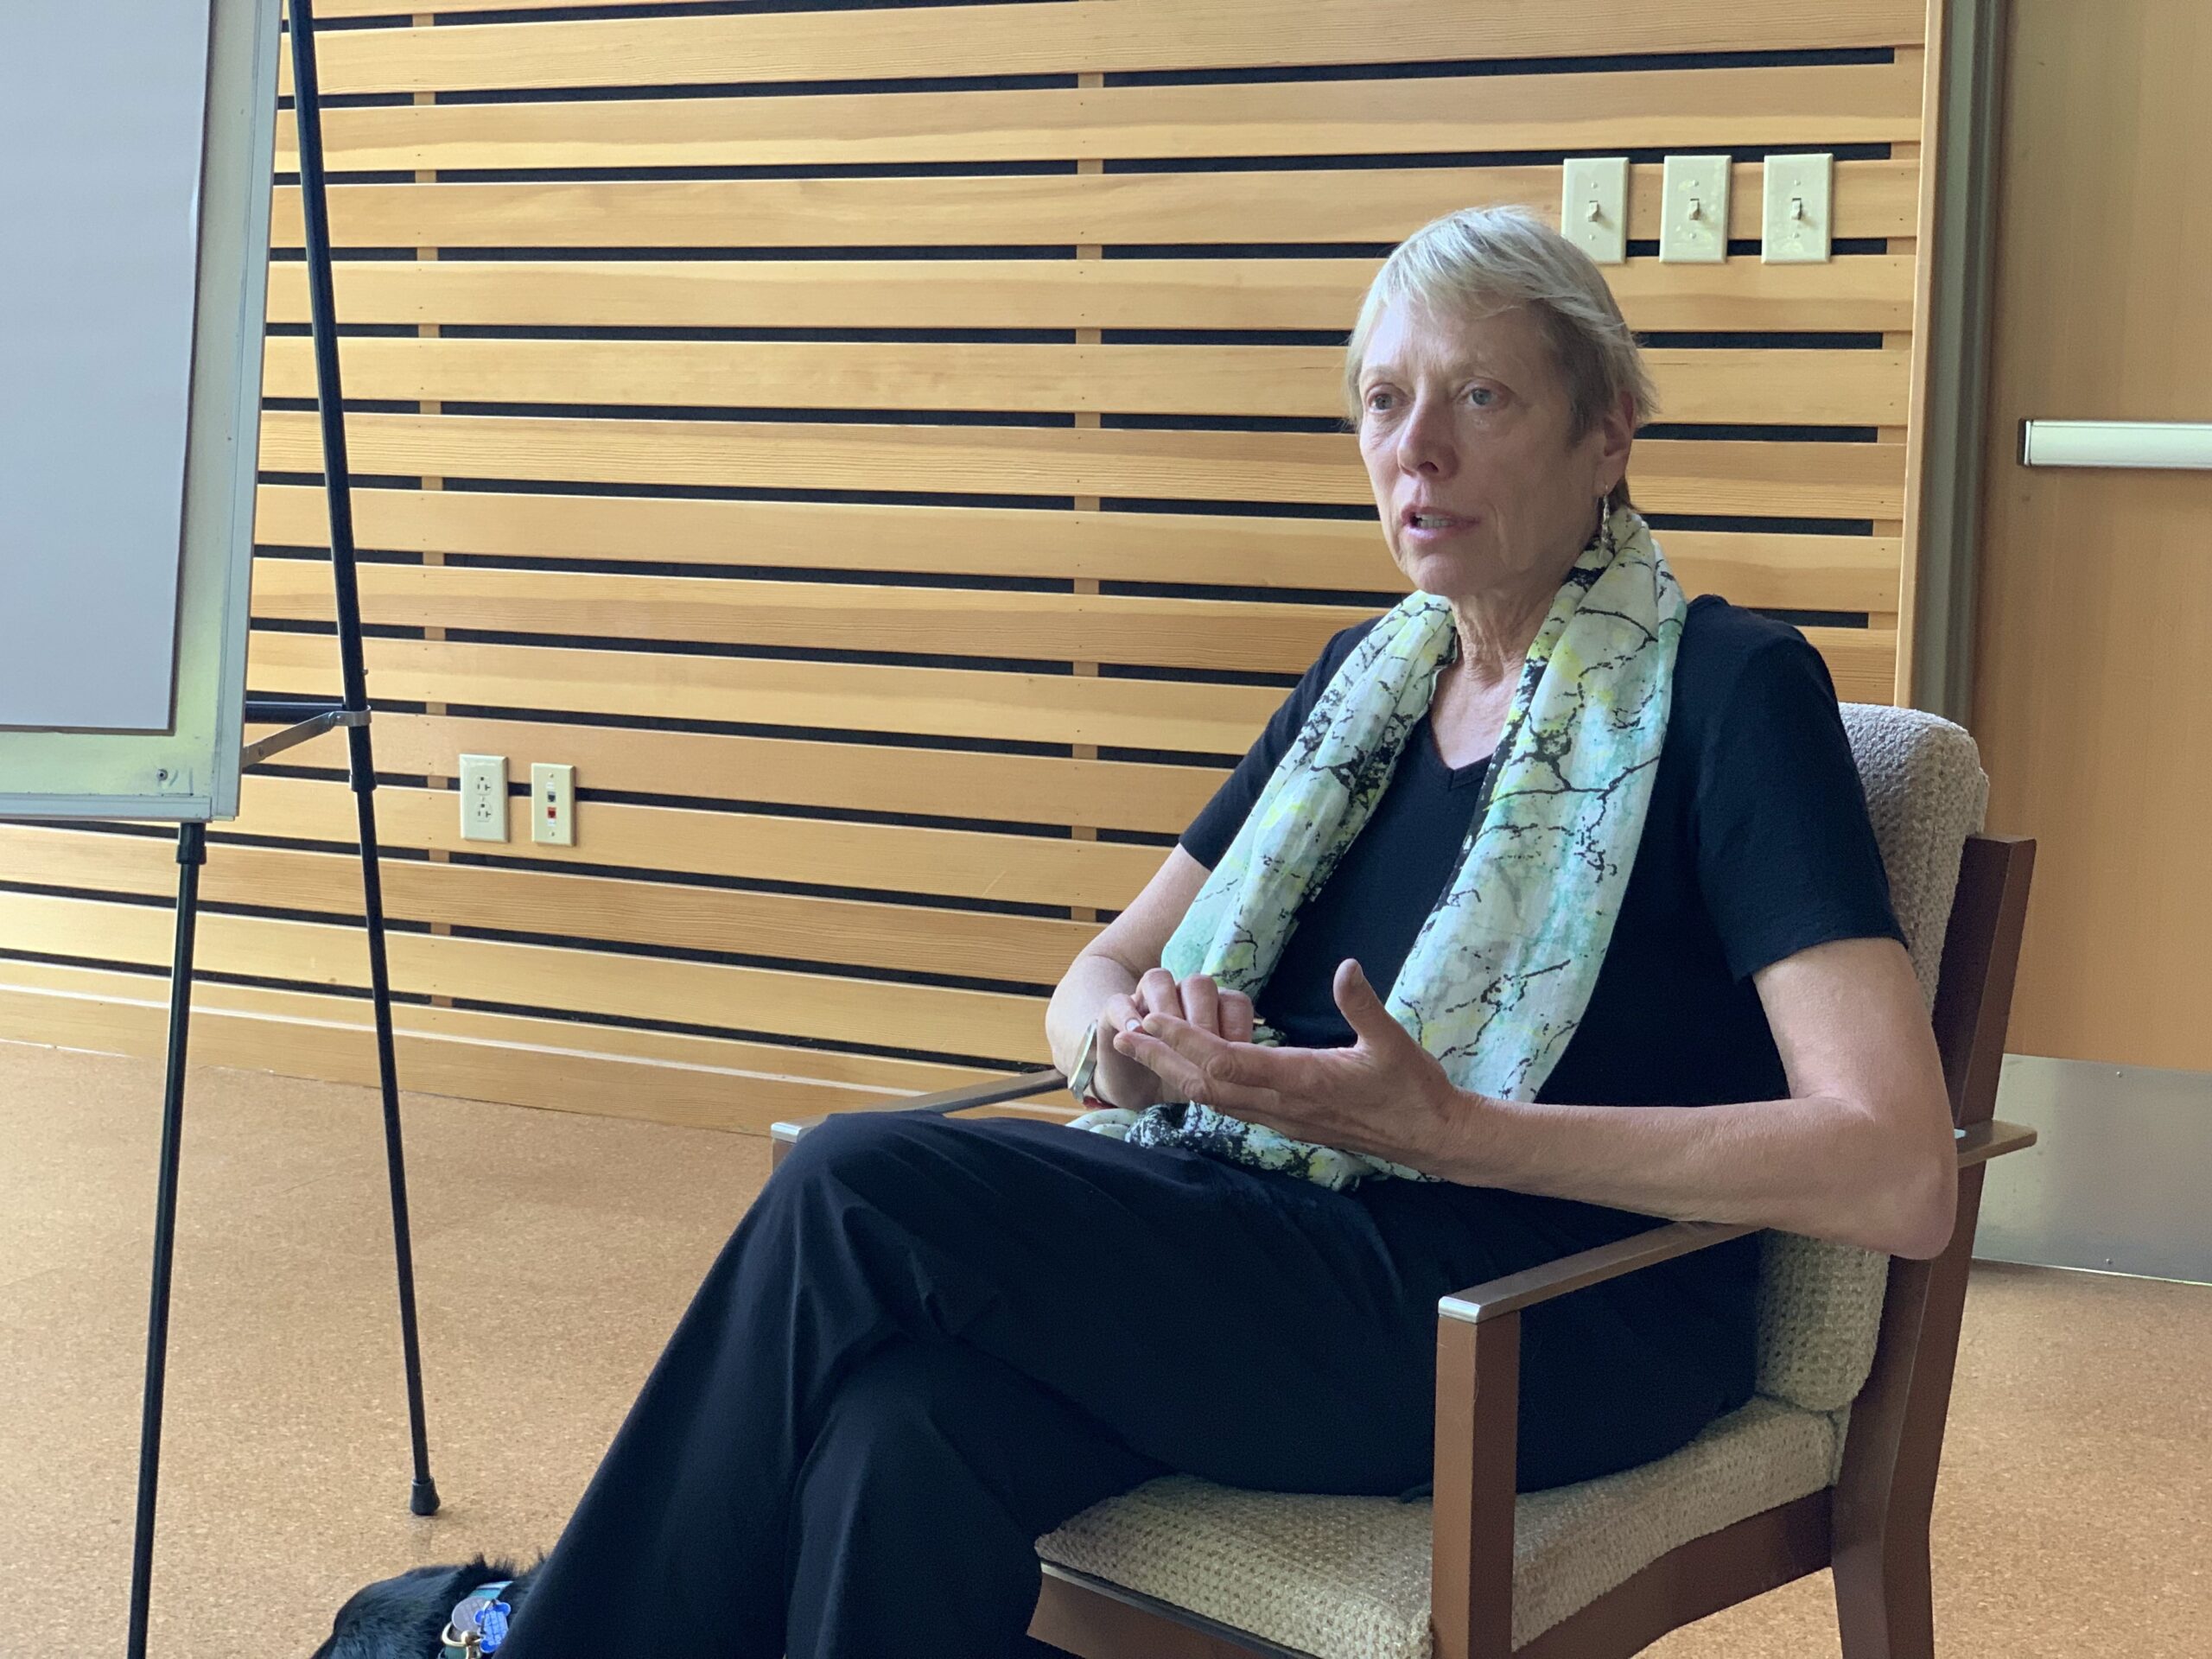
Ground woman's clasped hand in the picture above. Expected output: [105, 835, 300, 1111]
[1107, 959, 1479, 1176]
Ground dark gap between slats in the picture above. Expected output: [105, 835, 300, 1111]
[423, 0, 1071, 32]
[292, 143, 1896, 190]
[437, 70, 1081, 104]
[1109, 47, 1896, 88]
[270, 324, 1888, 351]
[427, 326, 1082, 343]
[1104, 143, 1894, 175]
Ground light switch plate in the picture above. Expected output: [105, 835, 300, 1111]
[1560, 156, 1629, 264]
[1762, 152, 1833, 264]
[531, 762, 575, 847]
[1659, 154, 1729, 264]
[459, 753, 508, 843]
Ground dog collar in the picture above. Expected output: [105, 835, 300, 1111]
[440, 1580, 513, 1658]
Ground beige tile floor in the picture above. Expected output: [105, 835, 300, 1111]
[1, 1039, 2205, 1657]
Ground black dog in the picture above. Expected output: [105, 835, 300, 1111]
[309, 1556, 537, 1658]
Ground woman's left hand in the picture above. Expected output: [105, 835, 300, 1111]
[1111, 957, 1485, 1173]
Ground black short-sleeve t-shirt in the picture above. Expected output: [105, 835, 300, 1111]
[1180, 594, 1906, 1114]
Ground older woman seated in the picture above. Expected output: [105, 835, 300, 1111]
[483, 207, 1955, 1659]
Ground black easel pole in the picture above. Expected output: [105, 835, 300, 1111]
[288, 0, 438, 1518]
[124, 823, 207, 1659]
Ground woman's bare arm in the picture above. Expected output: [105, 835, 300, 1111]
[1427, 936, 1958, 1256]
[1043, 846, 1212, 1109]
[1117, 933, 1959, 1259]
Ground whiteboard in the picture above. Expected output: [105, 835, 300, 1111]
[0, 0, 280, 821]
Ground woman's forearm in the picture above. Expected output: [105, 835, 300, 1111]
[1432, 1089, 1956, 1259]
[1046, 953, 1134, 1072]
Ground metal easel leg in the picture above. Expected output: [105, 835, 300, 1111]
[347, 726, 441, 1517]
[289, 0, 438, 1516]
[124, 823, 207, 1659]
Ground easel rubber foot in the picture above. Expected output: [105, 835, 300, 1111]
[410, 1475, 442, 1516]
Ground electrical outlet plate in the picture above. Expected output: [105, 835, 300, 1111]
[531, 762, 575, 847]
[1762, 152, 1833, 264]
[1560, 156, 1629, 264]
[459, 753, 508, 843]
[1659, 154, 1730, 264]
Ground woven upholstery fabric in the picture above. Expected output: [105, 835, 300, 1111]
[1753, 705, 1986, 1414]
[1037, 1398, 1838, 1657]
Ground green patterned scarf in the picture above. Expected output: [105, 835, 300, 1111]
[1073, 504, 1686, 1189]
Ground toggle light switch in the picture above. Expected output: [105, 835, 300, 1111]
[1659, 155, 1730, 264]
[1762, 153, 1834, 264]
[1560, 157, 1629, 264]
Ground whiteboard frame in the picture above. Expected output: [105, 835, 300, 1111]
[0, 0, 280, 823]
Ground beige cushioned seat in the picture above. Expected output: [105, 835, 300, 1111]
[1034, 704, 1988, 1656]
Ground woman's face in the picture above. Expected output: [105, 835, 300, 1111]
[1356, 296, 1632, 605]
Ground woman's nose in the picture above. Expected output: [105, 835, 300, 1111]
[1395, 397, 1456, 476]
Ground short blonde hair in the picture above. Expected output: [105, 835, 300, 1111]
[1344, 206, 1658, 509]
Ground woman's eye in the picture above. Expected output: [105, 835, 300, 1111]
[1465, 385, 1497, 409]
[1364, 389, 1397, 413]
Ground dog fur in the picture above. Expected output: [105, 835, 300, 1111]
[309, 1556, 536, 1659]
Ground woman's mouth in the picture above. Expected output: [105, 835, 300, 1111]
[1402, 508, 1475, 535]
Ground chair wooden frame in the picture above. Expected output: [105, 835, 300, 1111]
[769, 835, 2037, 1659]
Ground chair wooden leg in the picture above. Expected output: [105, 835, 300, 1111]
[1832, 1522, 1935, 1659]
[1432, 1310, 1520, 1659]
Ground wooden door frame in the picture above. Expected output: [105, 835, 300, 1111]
[1902, 0, 2005, 719]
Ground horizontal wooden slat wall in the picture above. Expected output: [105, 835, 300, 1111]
[0, 0, 1936, 1134]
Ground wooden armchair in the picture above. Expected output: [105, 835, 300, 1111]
[771, 707, 2037, 1658]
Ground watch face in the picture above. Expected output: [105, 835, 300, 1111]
[1068, 1021, 1100, 1100]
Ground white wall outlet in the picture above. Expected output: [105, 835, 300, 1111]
[1659, 154, 1730, 264]
[1762, 152, 1834, 264]
[459, 753, 508, 843]
[1560, 156, 1629, 264]
[531, 762, 575, 847]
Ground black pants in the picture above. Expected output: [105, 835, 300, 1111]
[497, 1111, 1751, 1659]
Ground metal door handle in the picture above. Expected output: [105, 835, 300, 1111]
[2019, 421, 2212, 470]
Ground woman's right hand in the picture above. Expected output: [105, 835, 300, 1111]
[1092, 969, 1255, 1108]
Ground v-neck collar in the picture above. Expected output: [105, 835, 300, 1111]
[1416, 712, 1496, 791]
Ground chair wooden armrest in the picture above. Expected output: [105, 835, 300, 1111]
[1429, 1116, 2037, 1659]
[769, 1067, 1068, 1169]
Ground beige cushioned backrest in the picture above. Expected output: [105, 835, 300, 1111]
[1752, 704, 1987, 1413]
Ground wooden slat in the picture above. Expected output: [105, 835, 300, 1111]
[259, 336, 1912, 426]
[228, 771, 1170, 912]
[293, 1, 1927, 94]
[268, 162, 1918, 250]
[253, 486, 1902, 613]
[0, 960, 1000, 1134]
[274, 60, 1919, 171]
[258, 710, 1228, 838]
[253, 562, 1375, 675]
[257, 411, 1908, 518]
[250, 557, 1896, 676]
[264, 255, 1920, 334]
[0, 887, 1051, 1063]
[245, 627, 1284, 753]
[0, 824, 1094, 986]
[244, 628, 1895, 771]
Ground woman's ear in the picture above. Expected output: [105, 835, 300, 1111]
[1593, 387, 1637, 498]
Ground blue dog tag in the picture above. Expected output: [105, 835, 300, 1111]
[448, 1588, 513, 1654]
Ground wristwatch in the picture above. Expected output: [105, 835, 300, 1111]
[1066, 1020, 1103, 1104]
